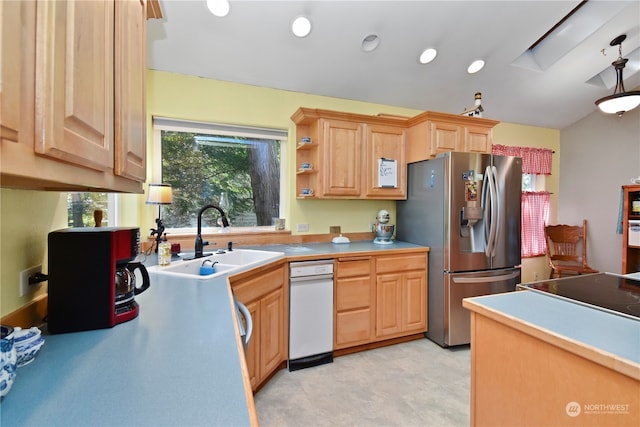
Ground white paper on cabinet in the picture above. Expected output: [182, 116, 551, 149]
[378, 158, 397, 188]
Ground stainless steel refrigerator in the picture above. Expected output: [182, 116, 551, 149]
[397, 152, 522, 347]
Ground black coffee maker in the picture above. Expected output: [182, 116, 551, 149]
[48, 227, 150, 334]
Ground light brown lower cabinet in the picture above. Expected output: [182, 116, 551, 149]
[335, 251, 428, 349]
[231, 250, 427, 391]
[375, 254, 427, 339]
[230, 262, 288, 391]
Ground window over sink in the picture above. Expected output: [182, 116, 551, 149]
[152, 117, 287, 231]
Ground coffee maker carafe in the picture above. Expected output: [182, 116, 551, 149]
[48, 227, 150, 334]
[115, 261, 150, 313]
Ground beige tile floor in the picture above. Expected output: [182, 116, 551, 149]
[254, 338, 470, 427]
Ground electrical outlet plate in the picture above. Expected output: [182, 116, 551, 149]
[20, 264, 42, 297]
[297, 223, 309, 232]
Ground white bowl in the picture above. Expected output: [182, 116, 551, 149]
[16, 336, 44, 367]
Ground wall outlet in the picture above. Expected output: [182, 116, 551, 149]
[20, 264, 43, 297]
[296, 223, 309, 232]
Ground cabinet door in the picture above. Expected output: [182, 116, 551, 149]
[364, 124, 406, 199]
[114, 0, 146, 181]
[375, 273, 403, 338]
[403, 271, 427, 332]
[260, 288, 285, 379]
[321, 119, 364, 197]
[35, 0, 114, 171]
[464, 125, 492, 154]
[429, 121, 461, 156]
[1, 0, 35, 145]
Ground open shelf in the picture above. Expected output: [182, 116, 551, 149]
[622, 185, 640, 274]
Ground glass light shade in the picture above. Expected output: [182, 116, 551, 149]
[596, 92, 640, 115]
[467, 60, 485, 74]
[419, 48, 437, 64]
[206, 0, 229, 17]
[292, 16, 311, 38]
[146, 184, 173, 205]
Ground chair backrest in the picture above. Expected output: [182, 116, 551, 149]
[544, 219, 589, 267]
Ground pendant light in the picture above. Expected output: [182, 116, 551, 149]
[595, 34, 640, 117]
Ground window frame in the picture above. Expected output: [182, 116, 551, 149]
[151, 117, 288, 232]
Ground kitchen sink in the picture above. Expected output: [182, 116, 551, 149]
[147, 249, 285, 280]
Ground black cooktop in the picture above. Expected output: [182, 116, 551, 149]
[520, 273, 640, 320]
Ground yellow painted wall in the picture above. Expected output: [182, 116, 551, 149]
[0, 70, 560, 316]
[0, 189, 68, 316]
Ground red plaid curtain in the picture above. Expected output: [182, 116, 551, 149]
[521, 191, 550, 257]
[493, 145, 553, 257]
[492, 144, 552, 175]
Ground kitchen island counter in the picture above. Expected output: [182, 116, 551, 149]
[463, 289, 639, 426]
[1, 274, 254, 427]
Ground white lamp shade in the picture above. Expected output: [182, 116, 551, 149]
[147, 184, 173, 204]
[596, 92, 640, 114]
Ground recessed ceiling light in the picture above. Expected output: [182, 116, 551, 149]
[292, 16, 312, 38]
[206, 0, 230, 17]
[362, 34, 381, 52]
[467, 59, 485, 74]
[419, 48, 437, 64]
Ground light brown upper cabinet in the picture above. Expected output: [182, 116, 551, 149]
[321, 119, 364, 197]
[406, 111, 499, 163]
[364, 124, 406, 199]
[291, 108, 407, 200]
[0, 0, 149, 192]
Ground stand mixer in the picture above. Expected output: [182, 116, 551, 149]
[373, 209, 395, 244]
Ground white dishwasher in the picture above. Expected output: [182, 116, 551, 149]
[289, 260, 334, 371]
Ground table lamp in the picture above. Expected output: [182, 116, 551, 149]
[146, 183, 173, 252]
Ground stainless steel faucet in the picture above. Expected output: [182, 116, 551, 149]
[194, 205, 229, 258]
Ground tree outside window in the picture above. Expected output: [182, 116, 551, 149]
[159, 127, 282, 229]
[67, 192, 108, 227]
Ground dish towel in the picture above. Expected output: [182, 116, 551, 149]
[617, 188, 624, 234]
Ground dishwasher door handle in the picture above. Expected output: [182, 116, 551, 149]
[236, 300, 252, 349]
[290, 274, 334, 283]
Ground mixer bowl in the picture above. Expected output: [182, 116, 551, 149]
[374, 223, 395, 244]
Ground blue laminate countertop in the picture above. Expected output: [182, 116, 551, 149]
[1, 240, 426, 426]
[463, 291, 640, 379]
[1, 275, 252, 427]
[247, 240, 428, 259]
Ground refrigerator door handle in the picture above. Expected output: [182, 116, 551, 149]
[483, 165, 498, 258]
[482, 167, 491, 252]
[451, 271, 520, 283]
[490, 165, 500, 258]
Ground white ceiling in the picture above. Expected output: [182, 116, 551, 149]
[147, 0, 640, 129]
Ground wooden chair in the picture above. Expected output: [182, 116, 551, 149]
[545, 220, 598, 279]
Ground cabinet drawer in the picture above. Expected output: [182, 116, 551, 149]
[336, 257, 371, 278]
[376, 253, 427, 274]
[336, 277, 371, 311]
[335, 309, 371, 347]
